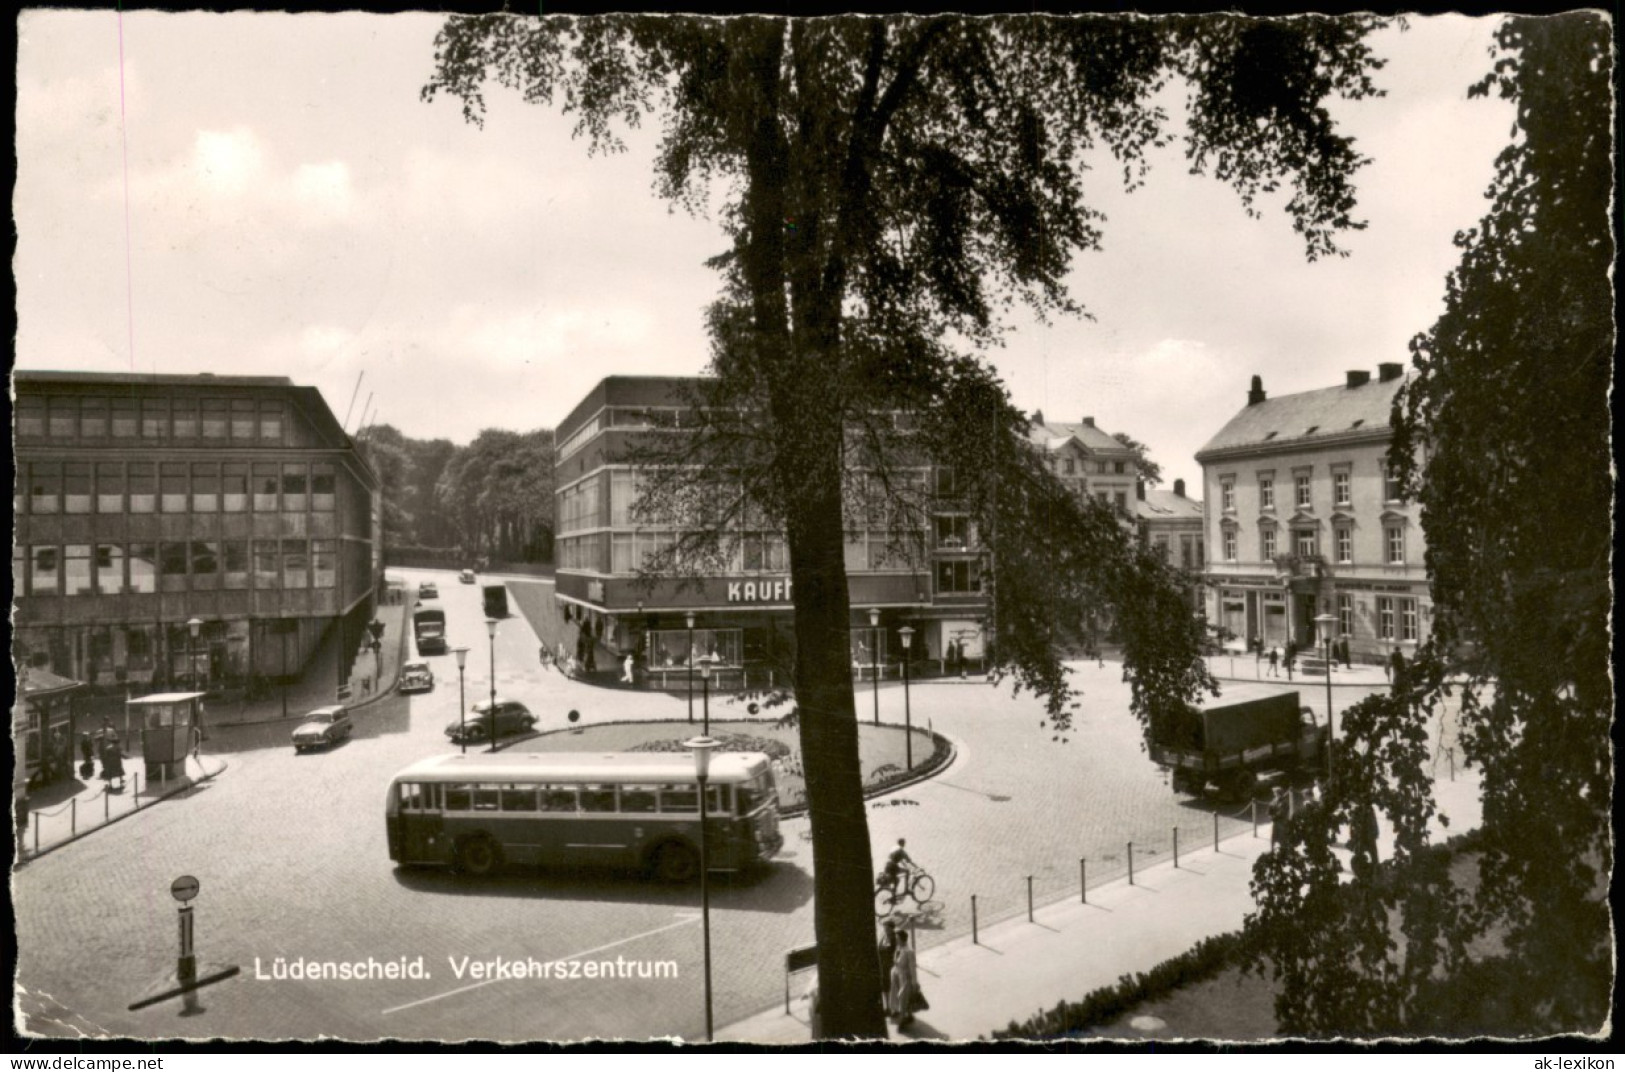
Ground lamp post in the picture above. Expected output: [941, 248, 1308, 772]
[869, 607, 881, 727]
[453, 647, 470, 755]
[1314, 612, 1337, 788]
[685, 735, 719, 1042]
[899, 626, 915, 770]
[186, 618, 203, 692]
[685, 612, 696, 725]
[700, 656, 714, 736]
[485, 618, 499, 753]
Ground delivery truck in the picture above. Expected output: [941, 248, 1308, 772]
[1148, 685, 1325, 799]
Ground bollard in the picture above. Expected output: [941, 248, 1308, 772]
[1026, 876, 1034, 922]
[1214, 810, 1220, 852]
[1080, 858, 1087, 904]
[1174, 827, 1180, 869]
[71, 798, 77, 837]
[105, 790, 111, 822]
[1448, 747, 1455, 782]
[1252, 799, 1259, 838]
[34, 813, 40, 854]
[1128, 842, 1135, 886]
[135, 772, 142, 808]
[971, 895, 979, 945]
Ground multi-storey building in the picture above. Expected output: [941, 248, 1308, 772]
[1196, 364, 1431, 660]
[1027, 413, 1140, 517]
[553, 376, 994, 687]
[1135, 478, 1205, 612]
[11, 371, 382, 696]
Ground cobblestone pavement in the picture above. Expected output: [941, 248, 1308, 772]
[16, 567, 1469, 1044]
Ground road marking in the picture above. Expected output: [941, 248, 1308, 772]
[380, 913, 700, 1015]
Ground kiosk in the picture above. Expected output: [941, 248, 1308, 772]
[127, 692, 206, 784]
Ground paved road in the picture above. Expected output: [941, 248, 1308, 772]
[15, 567, 1423, 1042]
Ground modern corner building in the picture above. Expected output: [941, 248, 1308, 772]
[11, 371, 382, 695]
[1196, 364, 1431, 660]
[553, 376, 997, 688]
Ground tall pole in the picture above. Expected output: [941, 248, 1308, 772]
[1315, 613, 1337, 790]
[279, 623, 289, 720]
[686, 613, 696, 725]
[686, 736, 717, 1043]
[486, 620, 499, 753]
[869, 608, 881, 727]
[454, 647, 470, 755]
[701, 664, 710, 736]
[899, 626, 915, 770]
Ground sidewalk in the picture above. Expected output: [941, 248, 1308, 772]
[718, 763, 1483, 1044]
[15, 754, 228, 863]
[1203, 652, 1395, 689]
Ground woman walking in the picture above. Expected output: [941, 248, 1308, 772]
[889, 929, 927, 1028]
[877, 919, 898, 1018]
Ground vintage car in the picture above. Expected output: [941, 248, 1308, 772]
[445, 699, 537, 743]
[398, 662, 435, 694]
[458, 569, 477, 584]
[292, 706, 353, 752]
[419, 581, 440, 601]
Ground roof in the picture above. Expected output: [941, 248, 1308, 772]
[1135, 488, 1204, 521]
[1028, 419, 1133, 456]
[125, 692, 208, 705]
[390, 750, 774, 783]
[14, 370, 295, 389]
[1197, 374, 1408, 459]
[18, 666, 84, 700]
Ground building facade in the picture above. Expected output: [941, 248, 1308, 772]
[1135, 478, 1205, 612]
[12, 371, 381, 695]
[1027, 413, 1140, 517]
[553, 376, 996, 688]
[1196, 365, 1431, 661]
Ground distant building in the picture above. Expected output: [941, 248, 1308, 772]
[1196, 365, 1431, 660]
[11, 371, 382, 695]
[1135, 478, 1205, 612]
[1026, 413, 1140, 519]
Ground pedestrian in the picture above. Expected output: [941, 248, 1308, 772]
[101, 739, 126, 791]
[877, 919, 899, 1018]
[889, 929, 927, 1028]
[1383, 646, 1392, 681]
[1284, 640, 1296, 682]
[1390, 648, 1407, 689]
[584, 641, 597, 674]
[621, 653, 635, 685]
[1267, 647, 1280, 677]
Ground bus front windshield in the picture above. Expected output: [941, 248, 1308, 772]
[734, 770, 777, 815]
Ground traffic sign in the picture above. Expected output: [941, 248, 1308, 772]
[170, 875, 200, 902]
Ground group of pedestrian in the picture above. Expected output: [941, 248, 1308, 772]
[877, 918, 926, 1029]
[77, 724, 126, 790]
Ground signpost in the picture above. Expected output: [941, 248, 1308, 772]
[128, 875, 239, 1014]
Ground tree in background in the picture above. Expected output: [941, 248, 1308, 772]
[426, 14, 1384, 1035]
[1246, 13, 1613, 1035]
[1111, 432, 1163, 487]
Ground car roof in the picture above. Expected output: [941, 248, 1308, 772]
[403, 662, 430, 671]
[305, 705, 346, 717]
[471, 697, 526, 711]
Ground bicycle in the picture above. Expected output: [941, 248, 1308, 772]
[875, 865, 936, 917]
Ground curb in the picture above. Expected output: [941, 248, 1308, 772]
[15, 757, 231, 866]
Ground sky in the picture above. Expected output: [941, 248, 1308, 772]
[13, 11, 1518, 493]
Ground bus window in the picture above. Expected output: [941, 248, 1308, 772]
[659, 784, 697, 813]
[444, 784, 472, 811]
[707, 785, 729, 815]
[473, 786, 500, 811]
[400, 783, 423, 811]
[620, 785, 658, 813]
[580, 785, 617, 813]
[501, 784, 538, 811]
[540, 786, 578, 812]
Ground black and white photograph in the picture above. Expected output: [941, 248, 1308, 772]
[10, 7, 1614, 1050]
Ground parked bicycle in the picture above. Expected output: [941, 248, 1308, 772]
[875, 864, 936, 917]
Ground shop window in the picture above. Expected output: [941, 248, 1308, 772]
[128, 543, 158, 593]
[128, 463, 156, 514]
[64, 463, 92, 514]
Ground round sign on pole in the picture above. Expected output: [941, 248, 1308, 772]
[170, 875, 200, 903]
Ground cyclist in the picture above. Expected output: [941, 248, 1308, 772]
[877, 838, 916, 895]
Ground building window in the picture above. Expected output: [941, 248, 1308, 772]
[49, 397, 78, 437]
[222, 541, 249, 589]
[1376, 596, 1395, 641]
[16, 397, 45, 437]
[1401, 600, 1418, 642]
[934, 515, 970, 548]
[935, 559, 980, 594]
[253, 541, 279, 588]
[1336, 525, 1353, 565]
[1181, 535, 1195, 569]
[142, 398, 168, 439]
[282, 464, 308, 512]
[1338, 593, 1354, 636]
[64, 463, 92, 514]
[111, 398, 139, 438]
[31, 546, 60, 595]
[1097, 461, 1108, 475]
[934, 467, 961, 498]
[191, 541, 220, 590]
[160, 542, 190, 591]
[1223, 529, 1237, 562]
[312, 539, 337, 588]
[192, 464, 220, 513]
[80, 398, 108, 438]
[160, 463, 189, 513]
[1295, 529, 1318, 558]
[1261, 528, 1277, 560]
[1333, 469, 1351, 506]
[1153, 536, 1169, 562]
[1383, 465, 1403, 503]
[1196, 538, 1204, 565]
[312, 464, 336, 511]
[1295, 472, 1312, 509]
[128, 543, 158, 593]
[65, 545, 94, 595]
[1386, 525, 1406, 565]
[1063, 458, 1075, 476]
[202, 399, 229, 439]
[29, 462, 60, 515]
[128, 463, 156, 514]
[96, 463, 124, 514]
[1221, 479, 1235, 512]
[223, 464, 248, 512]
[1258, 475, 1274, 511]
[254, 463, 279, 511]
[12, 547, 24, 598]
[259, 401, 284, 441]
[282, 539, 309, 588]
[231, 400, 257, 439]
[1114, 461, 1126, 475]
[172, 398, 199, 438]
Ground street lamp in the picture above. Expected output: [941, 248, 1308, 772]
[869, 607, 881, 727]
[684, 734, 720, 1042]
[699, 655, 715, 735]
[1314, 612, 1337, 787]
[899, 625, 915, 770]
[685, 612, 696, 725]
[186, 618, 203, 692]
[453, 647, 470, 755]
[485, 618, 499, 753]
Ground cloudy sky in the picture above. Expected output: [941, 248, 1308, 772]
[14, 11, 1516, 492]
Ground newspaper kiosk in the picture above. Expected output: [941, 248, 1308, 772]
[127, 692, 206, 783]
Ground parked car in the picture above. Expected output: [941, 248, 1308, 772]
[292, 706, 353, 752]
[458, 569, 477, 584]
[445, 699, 537, 743]
[398, 662, 435, 694]
[419, 581, 440, 601]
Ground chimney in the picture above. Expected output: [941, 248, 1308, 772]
[1081, 416, 1095, 428]
[1378, 362, 1404, 383]
[1033, 409, 1044, 426]
[1136, 479, 1146, 501]
[1247, 375, 1266, 406]
[1174, 478, 1186, 498]
[1346, 370, 1371, 388]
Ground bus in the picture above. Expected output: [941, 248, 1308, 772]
[385, 750, 783, 881]
[412, 602, 448, 655]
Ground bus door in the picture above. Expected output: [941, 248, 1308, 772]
[396, 782, 447, 864]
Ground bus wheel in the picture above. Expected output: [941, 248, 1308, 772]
[457, 835, 502, 877]
[650, 841, 699, 884]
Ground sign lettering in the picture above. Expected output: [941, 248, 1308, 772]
[726, 579, 793, 604]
